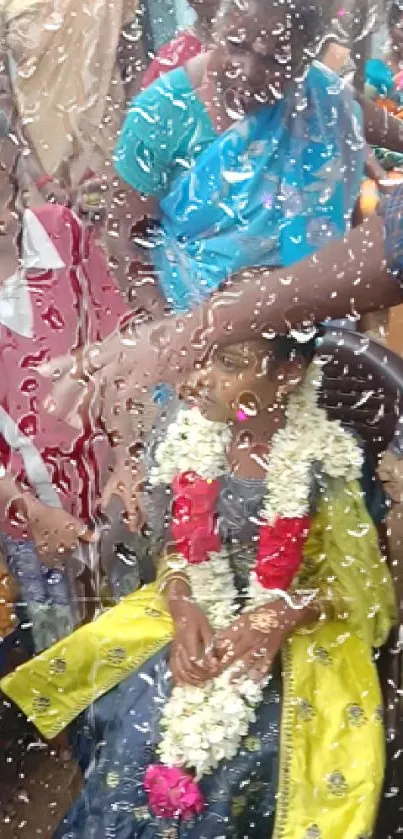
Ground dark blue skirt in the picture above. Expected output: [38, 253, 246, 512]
[55, 646, 281, 839]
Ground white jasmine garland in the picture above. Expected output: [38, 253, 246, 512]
[152, 373, 364, 782]
[159, 671, 265, 778]
[149, 408, 231, 484]
[185, 552, 238, 630]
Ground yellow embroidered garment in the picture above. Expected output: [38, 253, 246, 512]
[1, 480, 396, 839]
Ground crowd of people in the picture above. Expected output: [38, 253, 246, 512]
[0, 0, 403, 837]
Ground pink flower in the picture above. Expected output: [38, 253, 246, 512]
[256, 515, 311, 591]
[144, 765, 205, 820]
[171, 473, 221, 564]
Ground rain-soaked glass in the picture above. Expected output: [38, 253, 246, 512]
[0, 0, 402, 836]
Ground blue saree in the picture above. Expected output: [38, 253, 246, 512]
[59, 648, 280, 839]
[151, 62, 365, 311]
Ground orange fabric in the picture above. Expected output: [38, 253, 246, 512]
[360, 179, 379, 217]
[375, 97, 400, 115]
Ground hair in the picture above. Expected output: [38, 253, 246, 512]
[267, 333, 318, 365]
[218, 0, 334, 57]
[388, 0, 403, 29]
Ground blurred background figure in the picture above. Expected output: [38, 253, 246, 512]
[0, 203, 131, 654]
[366, 0, 403, 108]
[365, 0, 403, 170]
[0, 0, 141, 196]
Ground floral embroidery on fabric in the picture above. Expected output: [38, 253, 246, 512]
[145, 608, 164, 618]
[32, 696, 51, 713]
[303, 827, 322, 839]
[312, 646, 333, 666]
[373, 705, 384, 722]
[326, 770, 348, 797]
[106, 647, 127, 665]
[49, 657, 67, 675]
[106, 771, 120, 789]
[231, 795, 247, 817]
[297, 698, 316, 721]
[160, 828, 179, 839]
[346, 704, 367, 727]
[244, 735, 262, 752]
[132, 806, 150, 821]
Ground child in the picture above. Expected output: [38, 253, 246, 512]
[1, 335, 396, 839]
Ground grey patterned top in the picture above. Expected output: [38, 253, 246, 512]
[144, 471, 266, 593]
[145, 472, 266, 546]
[144, 397, 267, 544]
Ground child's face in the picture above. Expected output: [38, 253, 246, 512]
[181, 340, 303, 424]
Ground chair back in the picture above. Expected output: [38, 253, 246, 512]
[318, 328, 403, 837]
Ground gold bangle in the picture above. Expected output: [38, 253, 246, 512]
[158, 572, 190, 595]
[315, 597, 336, 623]
[295, 624, 318, 635]
[157, 567, 185, 588]
[295, 597, 334, 635]
[294, 593, 349, 634]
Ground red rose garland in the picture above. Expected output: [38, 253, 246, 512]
[171, 472, 221, 564]
[171, 471, 311, 589]
[256, 515, 312, 590]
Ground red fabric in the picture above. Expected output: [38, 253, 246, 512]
[170, 472, 221, 564]
[256, 516, 312, 591]
[0, 204, 130, 533]
[142, 31, 204, 89]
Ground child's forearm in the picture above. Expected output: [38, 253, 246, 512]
[270, 594, 339, 637]
[279, 600, 320, 634]
[158, 569, 192, 625]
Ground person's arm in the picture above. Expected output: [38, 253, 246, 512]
[157, 558, 219, 686]
[98, 213, 402, 378]
[38, 207, 403, 448]
[0, 473, 29, 521]
[80, 213, 396, 368]
[212, 595, 323, 682]
[185, 215, 401, 347]
[0, 473, 94, 557]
